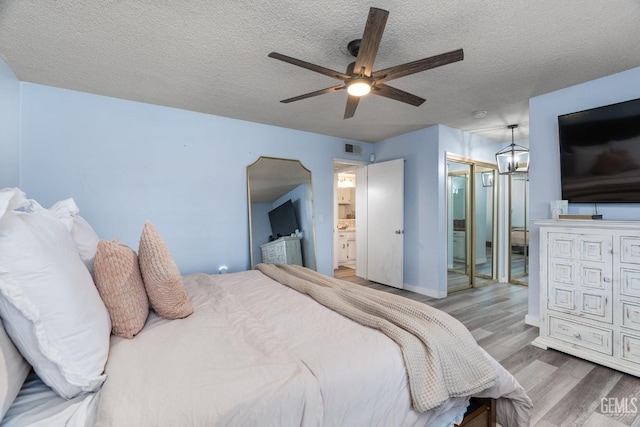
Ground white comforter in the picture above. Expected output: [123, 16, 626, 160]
[94, 270, 530, 426]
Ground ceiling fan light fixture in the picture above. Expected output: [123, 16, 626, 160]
[346, 79, 371, 96]
[268, 7, 464, 118]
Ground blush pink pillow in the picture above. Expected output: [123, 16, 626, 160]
[138, 221, 193, 319]
[93, 240, 150, 338]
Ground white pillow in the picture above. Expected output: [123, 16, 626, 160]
[0, 190, 111, 399]
[0, 317, 31, 419]
[0, 187, 28, 214]
[48, 198, 100, 275]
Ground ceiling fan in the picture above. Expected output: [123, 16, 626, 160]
[268, 7, 464, 119]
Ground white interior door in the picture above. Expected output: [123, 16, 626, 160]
[367, 159, 404, 288]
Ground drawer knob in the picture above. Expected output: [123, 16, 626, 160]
[574, 332, 581, 340]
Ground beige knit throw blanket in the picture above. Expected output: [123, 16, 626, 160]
[256, 263, 497, 412]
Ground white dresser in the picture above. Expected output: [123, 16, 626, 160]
[533, 220, 640, 376]
[260, 236, 303, 266]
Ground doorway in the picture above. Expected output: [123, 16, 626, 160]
[333, 160, 365, 279]
[446, 156, 497, 293]
[336, 170, 357, 271]
[332, 158, 405, 289]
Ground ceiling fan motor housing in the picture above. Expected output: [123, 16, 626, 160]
[347, 39, 361, 57]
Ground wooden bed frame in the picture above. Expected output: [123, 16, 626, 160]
[456, 398, 496, 427]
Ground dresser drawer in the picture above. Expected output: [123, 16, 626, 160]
[621, 333, 640, 365]
[621, 237, 640, 264]
[548, 315, 613, 355]
[262, 246, 285, 263]
[623, 302, 640, 332]
[621, 268, 640, 300]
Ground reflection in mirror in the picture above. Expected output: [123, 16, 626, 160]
[446, 160, 471, 292]
[474, 166, 496, 286]
[509, 174, 529, 285]
[247, 157, 317, 270]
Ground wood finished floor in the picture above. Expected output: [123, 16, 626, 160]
[334, 267, 640, 427]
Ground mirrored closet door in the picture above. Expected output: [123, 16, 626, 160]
[509, 174, 529, 285]
[446, 156, 498, 293]
[474, 167, 496, 286]
[447, 161, 471, 292]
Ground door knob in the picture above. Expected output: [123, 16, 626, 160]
[395, 230, 404, 234]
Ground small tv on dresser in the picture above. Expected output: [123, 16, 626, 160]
[268, 199, 299, 239]
[558, 97, 640, 203]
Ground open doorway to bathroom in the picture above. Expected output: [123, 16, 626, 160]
[333, 159, 367, 279]
[336, 171, 356, 270]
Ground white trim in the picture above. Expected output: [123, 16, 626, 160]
[403, 283, 447, 299]
[525, 314, 540, 327]
[355, 166, 368, 279]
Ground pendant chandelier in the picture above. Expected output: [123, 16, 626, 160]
[496, 124, 529, 175]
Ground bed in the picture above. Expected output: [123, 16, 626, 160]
[510, 227, 528, 255]
[0, 188, 532, 426]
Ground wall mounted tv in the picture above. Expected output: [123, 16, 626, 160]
[559, 97, 640, 203]
[268, 199, 299, 239]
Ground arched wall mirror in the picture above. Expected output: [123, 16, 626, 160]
[247, 156, 317, 270]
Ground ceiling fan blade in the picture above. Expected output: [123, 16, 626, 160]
[280, 84, 345, 103]
[353, 7, 389, 77]
[372, 49, 464, 83]
[344, 95, 361, 119]
[372, 83, 425, 106]
[268, 52, 350, 81]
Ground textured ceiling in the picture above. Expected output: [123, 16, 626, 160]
[1, 1, 639, 143]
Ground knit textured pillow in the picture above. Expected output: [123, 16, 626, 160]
[93, 240, 150, 338]
[138, 221, 193, 319]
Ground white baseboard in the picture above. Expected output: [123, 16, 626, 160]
[525, 314, 540, 327]
[403, 283, 447, 298]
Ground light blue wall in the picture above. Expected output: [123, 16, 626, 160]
[375, 125, 443, 296]
[373, 124, 510, 298]
[19, 83, 373, 276]
[529, 66, 640, 322]
[0, 59, 21, 188]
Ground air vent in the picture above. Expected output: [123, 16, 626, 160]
[344, 143, 362, 155]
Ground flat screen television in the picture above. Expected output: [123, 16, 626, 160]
[268, 199, 299, 239]
[558, 97, 640, 203]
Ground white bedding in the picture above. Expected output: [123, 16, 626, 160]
[3, 269, 530, 426]
[217, 269, 530, 426]
[216, 270, 471, 426]
[94, 271, 472, 426]
[0, 370, 100, 427]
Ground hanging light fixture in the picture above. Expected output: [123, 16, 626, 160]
[496, 124, 529, 175]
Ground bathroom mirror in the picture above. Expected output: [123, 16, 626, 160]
[247, 156, 317, 270]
